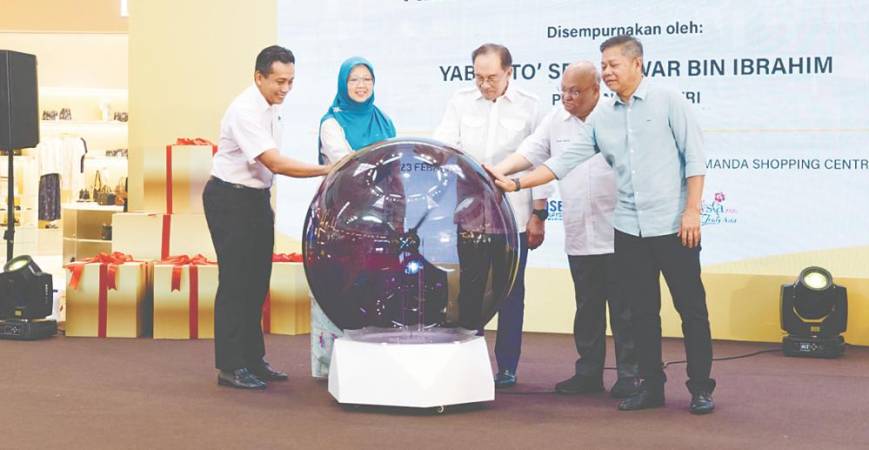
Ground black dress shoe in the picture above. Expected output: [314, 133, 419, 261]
[554, 375, 604, 395]
[690, 392, 715, 415]
[610, 377, 640, 399]
[218, 368, 266, 390]
[494, 370, 517, 389]
[617, 386, 665, 411]
[249, 360, 289, 381]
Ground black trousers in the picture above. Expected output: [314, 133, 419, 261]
[567, 253, 638, 380]
[614, 230, 715, 394]
[203, 177, 274, 371]
[455, 230, 528, 372]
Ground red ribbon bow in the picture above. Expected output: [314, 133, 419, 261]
[66, 252, 135, 290]
[159, 254, 215, 292]
[65, 252, 137, 338]
[174, 137, 215, 146]
[272, 252, 303, 263]
[159, 254, 216, 339]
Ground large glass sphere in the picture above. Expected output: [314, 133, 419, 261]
[303, 138, 519, 334]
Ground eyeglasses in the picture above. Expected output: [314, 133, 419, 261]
[560, 88, 583, 98]
[348, 77, 374, 86]
[475, 72, 508, 87]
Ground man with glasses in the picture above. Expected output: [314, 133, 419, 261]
[434, 43, 552, 388]
[515, 61, 639, 398]
[486, 36, 715, 414]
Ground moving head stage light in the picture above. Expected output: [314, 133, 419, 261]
[780, 266, 846, 358]
[0, 255, 57, 340]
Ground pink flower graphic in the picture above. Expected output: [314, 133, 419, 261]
[714, 192, 725, 203]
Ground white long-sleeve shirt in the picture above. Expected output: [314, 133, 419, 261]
[318, 118, 352, 164]
[433, 83, 554, 233]
[518, 106, 616, 256]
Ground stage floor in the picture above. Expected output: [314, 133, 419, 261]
[2, 333, 868, 449]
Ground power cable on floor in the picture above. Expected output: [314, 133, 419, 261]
[499, 346, 782, 395]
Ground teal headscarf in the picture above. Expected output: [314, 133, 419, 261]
[319, 57, 396, 162]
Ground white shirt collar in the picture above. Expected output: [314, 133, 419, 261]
[247, 84, 272, 112]
[473, 80, 517, 103]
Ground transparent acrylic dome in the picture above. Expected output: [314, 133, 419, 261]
[303, 138, 519, 338]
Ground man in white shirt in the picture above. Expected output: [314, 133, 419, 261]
[517, 62, 638, 398]
[434, 43, 553, 388]
[204, 45, 331, 390]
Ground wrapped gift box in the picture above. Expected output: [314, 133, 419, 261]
[165, 144, 216, 215]
[152, 256, 218, 339]
[65, 253, 149, 338]
[112, 212, 215, 261]
[262, 255, 311, 335]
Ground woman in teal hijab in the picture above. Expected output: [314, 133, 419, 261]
[318, 56, 396, 164]
[312, 57, 396, 378]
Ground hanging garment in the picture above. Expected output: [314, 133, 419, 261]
[61, 136, 87, 192]
[38, 173, 61, 221]
[36, 138, 63, 176]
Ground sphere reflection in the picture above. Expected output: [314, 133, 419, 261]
[303, 138, 519, 332]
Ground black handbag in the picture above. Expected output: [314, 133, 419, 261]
[92, 171, 115, 205]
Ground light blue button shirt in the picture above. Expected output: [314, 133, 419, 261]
[544, 79, 706, 238]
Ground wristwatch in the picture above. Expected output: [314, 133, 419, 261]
[532, 208, 549, 221]
[510, 177, 522, 192]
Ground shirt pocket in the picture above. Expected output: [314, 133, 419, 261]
[498, 117, 527, 150]
[459, 116, 486, 153]
[460, 116, 486, 135]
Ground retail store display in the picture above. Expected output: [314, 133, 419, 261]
[37, 173, 60, 221]
[62, 203, 122, 263]
[35, 136, 88, 210]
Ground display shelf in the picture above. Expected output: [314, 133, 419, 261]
[63, 203, 123, 212]
[38, 86, 128, 166]
[40, 120, 128, 128]
[68, 238, 111, 244]
[62, 203, 120, 262]
[40, 87, 127, 98]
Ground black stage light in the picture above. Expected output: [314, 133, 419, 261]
[780, 266, 847, 358]
[0, 255, 56, 340]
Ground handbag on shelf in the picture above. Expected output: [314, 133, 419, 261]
[92, 171, 115, 206]
[114, 176, 128, 206]
[100, 223, 113, 241]
[92, 170, 104, 201]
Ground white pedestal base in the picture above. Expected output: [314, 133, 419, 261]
[328, 335, 494, 409]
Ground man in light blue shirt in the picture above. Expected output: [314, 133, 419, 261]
[487, 35, 715, 415]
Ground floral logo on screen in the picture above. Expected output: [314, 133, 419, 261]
[701, 192, 737, 225]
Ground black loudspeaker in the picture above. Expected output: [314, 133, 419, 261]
[0, 50, 39, 150]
